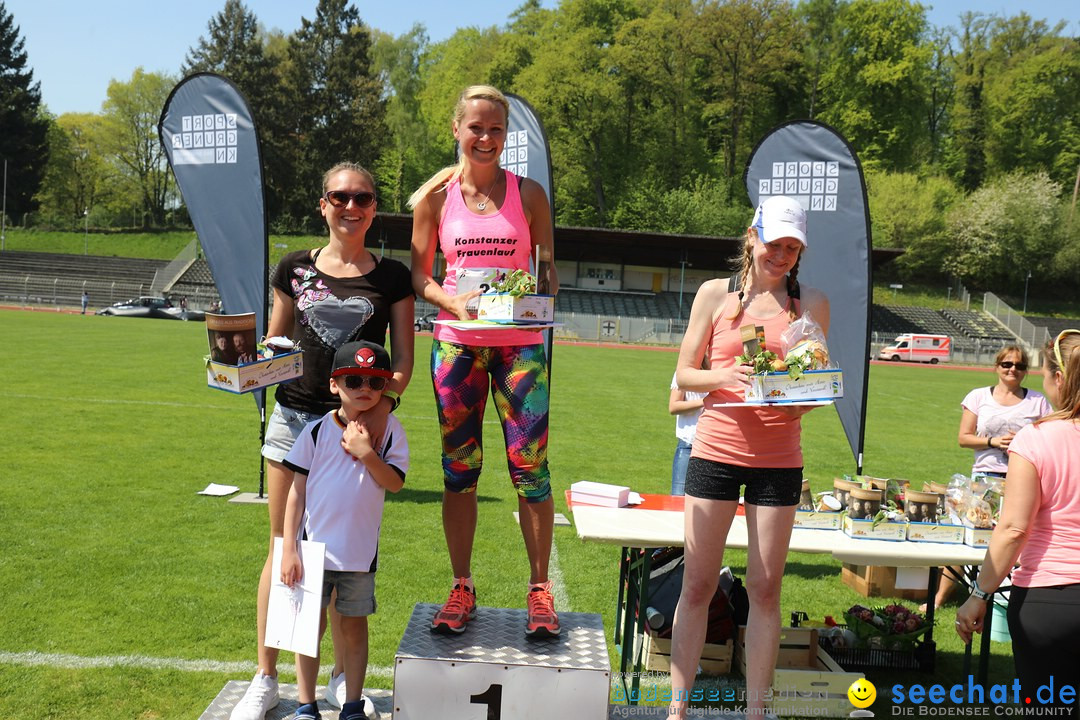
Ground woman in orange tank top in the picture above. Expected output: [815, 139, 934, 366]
[667, 196, 830, 719]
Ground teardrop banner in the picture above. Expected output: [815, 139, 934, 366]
[504, 92, 556, 381]
[744, 120, 873, 472]
[158, 72, 271, 492]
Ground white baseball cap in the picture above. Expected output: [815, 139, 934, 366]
[752, 196, 807, 247]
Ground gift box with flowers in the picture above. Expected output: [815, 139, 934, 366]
[844, 603, 931, 651]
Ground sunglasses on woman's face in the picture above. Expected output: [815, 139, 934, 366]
[341, 375, 387, 391]
[999, 361, 1027, 371]
[324, 190, 376, 208]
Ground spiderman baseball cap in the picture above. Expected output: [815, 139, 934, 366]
[752, 195, 807, 247]
[331, 340, 393, 378]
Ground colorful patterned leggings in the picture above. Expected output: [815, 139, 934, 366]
[431, 340, 551, 502]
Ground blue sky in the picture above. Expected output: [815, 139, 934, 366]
[6, 0, 1079, 117]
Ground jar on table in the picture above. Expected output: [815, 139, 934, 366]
[904, 490, 941, 524]
[847, 488, 883, 520]
[833, 478, 860, 510]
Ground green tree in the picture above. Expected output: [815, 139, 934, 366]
[694, 0, 807, 179]
[0, 2, 50, 220]
[818, 0, 933, 171]
[371, 25, 435, 213]
[866, 170, 960, 281]
[796, 0, 844, 119]
[514, 0, 642, 225]
[611, 174, 748, 236]
[942, 12, 990, 191]
[611, 0, 707, 189]
[943, 170, 1061, 290]
[983, 17, 1080, 188]
[35, 113, 113, 228]
[101, 68, 177, 227]
[282, 0, 386, 230]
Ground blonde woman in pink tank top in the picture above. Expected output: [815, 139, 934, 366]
[668, 197, 830, 719]
[409, 85, 561, 639]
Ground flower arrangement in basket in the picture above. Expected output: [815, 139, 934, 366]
[844, 603, 931, 651]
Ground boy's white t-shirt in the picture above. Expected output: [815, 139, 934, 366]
[671, 372, 708, 445]
[283, 410, 409, 572]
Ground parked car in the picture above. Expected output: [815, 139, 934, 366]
[96, 296, 205, 321]
[414, 312, 438, 332]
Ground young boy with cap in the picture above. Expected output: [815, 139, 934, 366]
[280, 340, 409, 720]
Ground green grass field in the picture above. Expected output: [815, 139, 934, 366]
[0, 309, 1037, 718]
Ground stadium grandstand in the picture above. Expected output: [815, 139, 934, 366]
[2, 213, 1072, 358]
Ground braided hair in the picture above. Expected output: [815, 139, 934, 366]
[726, 228, 802, 323]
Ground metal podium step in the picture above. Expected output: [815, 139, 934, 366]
[393, 603, 611, 719]
[200, 681, 392, 719]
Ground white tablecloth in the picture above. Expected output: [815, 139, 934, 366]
[572, 506, 987, 567]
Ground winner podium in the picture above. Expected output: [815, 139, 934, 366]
[393, 603, 611, 719]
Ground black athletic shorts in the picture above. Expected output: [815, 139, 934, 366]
[684, 456, 802, 507]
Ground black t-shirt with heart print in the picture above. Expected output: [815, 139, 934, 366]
[271, 249, 413, 415]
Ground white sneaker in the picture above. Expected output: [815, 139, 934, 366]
[325, 671, 346, 708]
[230, 671, 279, 720]
[324, 672, 379, 719]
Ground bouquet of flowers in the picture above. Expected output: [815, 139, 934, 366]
[489, 269, 536, 297]
[844, 603, 931, 651]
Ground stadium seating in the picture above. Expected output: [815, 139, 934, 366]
[941, 309, 1012, 343]
[872, 304, 1021, 346]
[0, 251, 170, 307]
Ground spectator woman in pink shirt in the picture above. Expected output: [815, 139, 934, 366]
[956, 329, 1080, 713]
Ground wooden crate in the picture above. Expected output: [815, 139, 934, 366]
[643, 631, 733, 675]
[841, 563, 926, 601]
[735, 626, 863, 718]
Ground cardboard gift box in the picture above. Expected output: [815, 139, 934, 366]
[569, 481, 630, 508]
[842, 515, 907, 541]
[206, 351, 302, 394]
[794, 510, 843, 530]
[744, 369, 844, 403]
[841, 563, 928, 601]
[475, 293, 555, 323]
[906, 522, 965, 544]
[964, 525, 994, 547]
[204, 312, 303, 394]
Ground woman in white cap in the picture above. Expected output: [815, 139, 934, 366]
[668, 196, 830, 719]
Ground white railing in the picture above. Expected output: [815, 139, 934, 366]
[151, 239, 198, 295]
[982, 292, 1050, 352]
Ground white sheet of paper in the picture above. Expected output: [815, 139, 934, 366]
[264, 537, 325, 658]
[196, 483, 239, 496]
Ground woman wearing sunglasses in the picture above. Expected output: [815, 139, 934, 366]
[230, 162, 414, 720]
[922, 346, 1053, 613]
[956, 330, 1080, 713]
[408, 85, 560, 640]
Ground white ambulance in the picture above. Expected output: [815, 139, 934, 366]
[878, 333, 951, 364]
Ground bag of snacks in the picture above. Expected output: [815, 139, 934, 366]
[777, 311, 832, 379]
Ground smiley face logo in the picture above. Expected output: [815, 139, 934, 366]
[848, 678, 876, 709]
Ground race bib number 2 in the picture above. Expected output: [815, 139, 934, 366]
[453, 268, 509, 314]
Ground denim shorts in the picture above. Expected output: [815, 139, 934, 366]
[261, 404, 322, 463]
[684, 457, 802, 506]
[322, 570, 376, 616]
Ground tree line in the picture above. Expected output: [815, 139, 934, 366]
[2, 0, 1079, 294]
